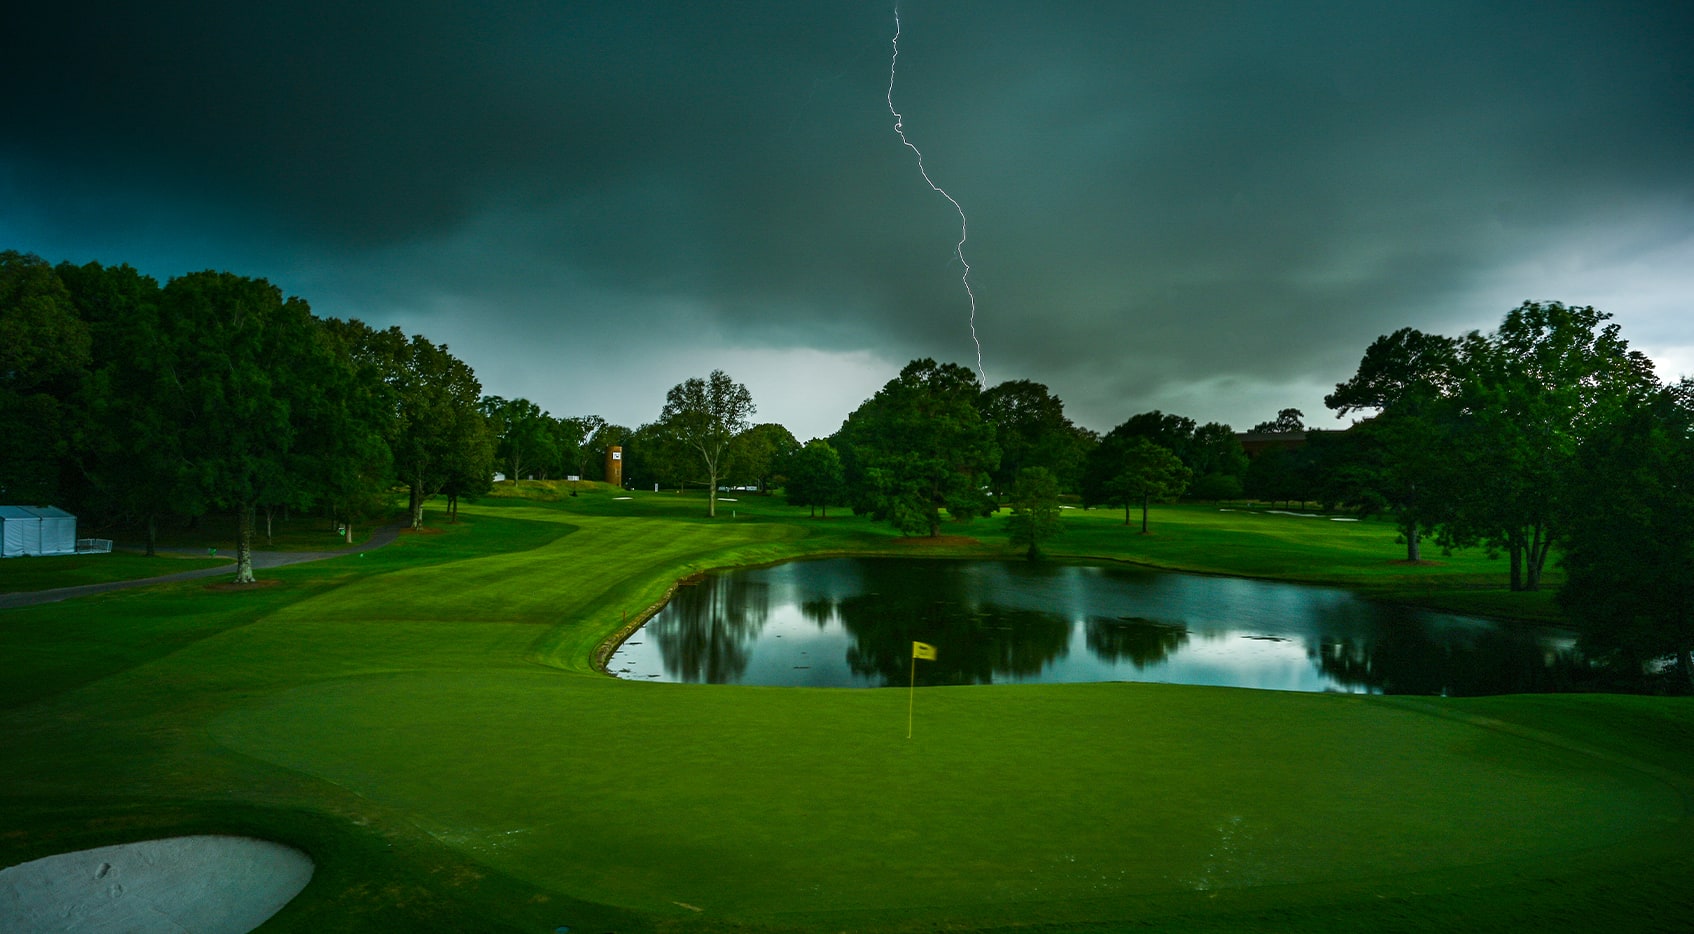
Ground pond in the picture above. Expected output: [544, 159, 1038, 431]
[606, 558, 1577, 695]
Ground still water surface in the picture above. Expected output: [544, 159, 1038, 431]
[607, 558, 1575, 695]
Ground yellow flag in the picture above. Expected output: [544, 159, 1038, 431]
[912, 641, 937, 661]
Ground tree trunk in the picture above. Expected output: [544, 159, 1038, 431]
[707, 463, 718, 517]
[1404, 524, 1421, 562]
[1124, 501, 1132, 526]
[234, 503, 256, 584]
[1525, 524, 1550, 591]
[1141, 493, 1151, 534]
[1508, 535, 1524, 592]
[145, 513, 157, 558]
[411, 478, 426, 530]
[264, 505, 274, 544]
[344, 522, 353, 545]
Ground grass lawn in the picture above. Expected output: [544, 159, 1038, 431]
[2, 487, 1687, 932]
[0, 551, 230, 594]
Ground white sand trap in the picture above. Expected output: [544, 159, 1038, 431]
[0, 835, 313, 934]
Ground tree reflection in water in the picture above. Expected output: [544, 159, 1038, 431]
[649, 577, 772, 682]
[799, 596, 836, 629]
[837, 595, 1073, 686]
[612, 558, 1576, 694]
[1307, 603, 1585, 698]
[1085, 617, 1189, 669]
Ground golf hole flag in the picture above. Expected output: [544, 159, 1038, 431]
[908, 641, 936, 738]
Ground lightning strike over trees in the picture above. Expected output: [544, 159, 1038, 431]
[886, 3, 985, 387]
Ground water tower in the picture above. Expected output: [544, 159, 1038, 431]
[606, 446, 623, 487]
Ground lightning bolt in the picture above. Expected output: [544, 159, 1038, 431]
[887, 3, 986, 387]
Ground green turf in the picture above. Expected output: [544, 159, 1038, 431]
[2, 487, 1687, 933]
[0, 550, 229, 593]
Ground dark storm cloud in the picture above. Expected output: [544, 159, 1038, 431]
[4, 1, 1691, 436]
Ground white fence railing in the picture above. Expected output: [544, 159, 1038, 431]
[76, 538, 113, 554]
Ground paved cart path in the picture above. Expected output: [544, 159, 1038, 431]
[0, 524, 405, 610]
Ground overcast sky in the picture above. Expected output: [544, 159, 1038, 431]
[4, 1, 1690, 440]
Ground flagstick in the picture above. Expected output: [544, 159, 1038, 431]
[907, 652, 917, 740]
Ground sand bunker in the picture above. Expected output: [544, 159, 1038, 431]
[0, 835, 313, 934]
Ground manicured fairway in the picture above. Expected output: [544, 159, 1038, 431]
[2, 490, 1690, 932]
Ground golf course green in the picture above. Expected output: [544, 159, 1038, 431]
[3, 488, 1691, 932]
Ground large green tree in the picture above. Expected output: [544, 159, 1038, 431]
[1186, 421, 1249, 499]
[55, 260, 189, 552]
[1558, 378, 1692, 688]
[552, 414, 604, 484]
[0, 251, 91, 504]
[729, 422, 800, 493]
[1084, 431, 1192, 532]
[1313, 410, 1448, 559]
[162, 271, 343, 581]
[1093, 410, 1246, 500]
[625, 421, 691, 492]
[658, 370, 755, 516]
[979, 379, 1087, 496]
[1444, 302, 1658, 590]
[316, 317, 399, 542]
[1006, 466, 1064, 560]
[1323, 327, 1464, 561]
[333, 321, 492, 530]
[835, 359, 999, 537]
[481, 395, 556, 484]
[784, 439, 846, 517]
[1325, 327, 1462, 416]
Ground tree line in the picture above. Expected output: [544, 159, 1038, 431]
[4, 250, 1687, 687]
[2, 252, 511, 579]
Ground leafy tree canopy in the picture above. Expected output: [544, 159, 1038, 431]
[1558, 378, 1694, 688]
[1250, 408, 1305, 434]
[659, 369, 755, 516]
[785, 438, 846, 517]
[835, 359, 999, 537]
[979, 379, 1087, 495]
[730, 422, 800, 493]
[1083, 427, 1192, 531]
[1006, 466, 1064, 560]
[1325, 327, 1460, 416]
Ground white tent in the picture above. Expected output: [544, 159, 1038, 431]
[0, 506, 78, 558]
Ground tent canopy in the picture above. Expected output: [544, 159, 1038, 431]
[0, 505, 78, 557]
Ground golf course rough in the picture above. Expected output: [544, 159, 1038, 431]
[3, 492, 1692, 932]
